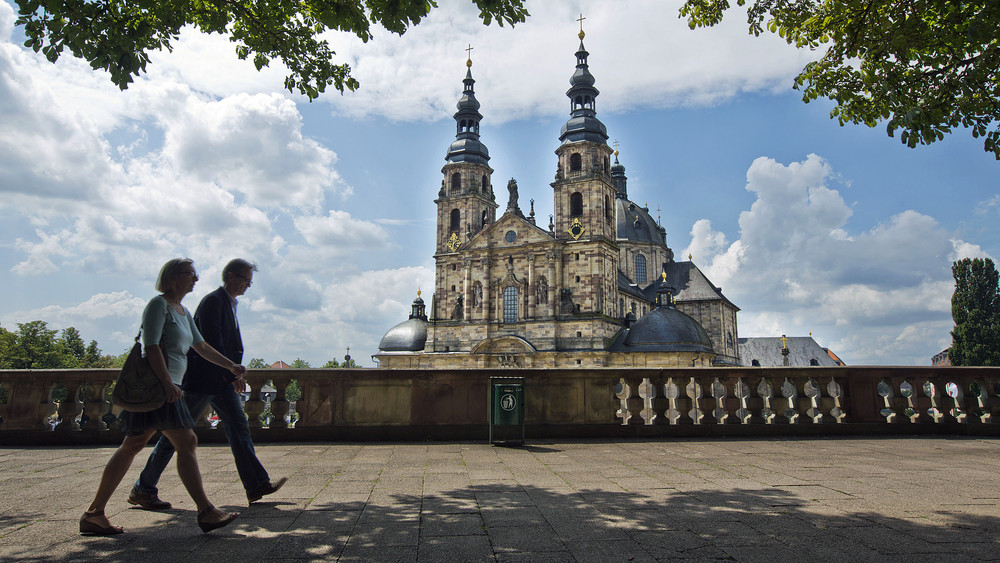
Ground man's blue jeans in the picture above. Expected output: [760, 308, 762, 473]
[134, 387, 270, 495]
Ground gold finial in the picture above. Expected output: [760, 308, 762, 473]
[577, 13, 586, 39]
[466, 44, 473, 67]
[417, 288, 421, 298]
[656, 206, 661, 226]
[688, 253, 693, 260]
[661, 270, 667, 282]
[612, 139, 620, 156]
[780, 334, 788, 349]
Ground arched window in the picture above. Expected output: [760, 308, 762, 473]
[635, 254, 647, 283]
[570, 192, 583, 217]
[503, 287, 518, 323]
[569, 153, 582, 171]
[619, 298, 624, 317]
[605, 195, 612, 223]
[451, 173, 461, 192]
[481, 175, 488, 194]
[450, 209, 460, 232]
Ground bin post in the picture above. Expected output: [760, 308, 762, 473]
[489, 377, 525, 445]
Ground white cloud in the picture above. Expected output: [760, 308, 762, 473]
[684, 154, 971, 365]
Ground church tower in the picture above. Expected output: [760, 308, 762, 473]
[551, 24, 616, 243]
[435, 53, 497, 255]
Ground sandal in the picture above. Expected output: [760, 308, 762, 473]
[79, 510, 124, 536]
[197, 506, 239, 533]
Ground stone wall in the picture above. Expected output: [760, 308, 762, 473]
[3, 366, 1000, 445]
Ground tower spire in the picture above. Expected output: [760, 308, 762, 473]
[446, 49, 490, 165]
[559, 17, 608, 146]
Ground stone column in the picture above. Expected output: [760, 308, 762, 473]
[463, 258, 473, 321]
[526, 254, 535, 319]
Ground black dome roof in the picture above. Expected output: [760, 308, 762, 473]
[613, 306, 714, 353]
[378, 318, 428, 352]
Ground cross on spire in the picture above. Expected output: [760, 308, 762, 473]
[577, 13, 586, 39]
[465, 44, 473, 67]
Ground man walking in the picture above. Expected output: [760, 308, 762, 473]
[129, 258, 286, 509]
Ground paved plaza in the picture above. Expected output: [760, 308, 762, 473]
[1, 436, 999, 561]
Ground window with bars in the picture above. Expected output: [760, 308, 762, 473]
[503, 287, 518, 323]
[635, 254, 647, 283]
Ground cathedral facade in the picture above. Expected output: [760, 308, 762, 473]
[376, 30, 740, 369]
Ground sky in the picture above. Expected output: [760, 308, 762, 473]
[0, 1, 996, 367]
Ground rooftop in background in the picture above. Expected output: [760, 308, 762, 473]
[739, 335, 844, 367]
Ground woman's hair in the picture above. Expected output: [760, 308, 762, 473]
[156, 258, 195, 293]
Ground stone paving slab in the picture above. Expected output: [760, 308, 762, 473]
[2, 436, 1000, 561]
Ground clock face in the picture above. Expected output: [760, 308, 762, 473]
[447, 232, 461, 251]
[568, 218, 585, 240]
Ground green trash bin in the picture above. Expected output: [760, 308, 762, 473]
[490, 377, 524, 445]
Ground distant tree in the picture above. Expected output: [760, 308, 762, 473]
[58, 327, 86, 367]
[14, 0, 529, 100]
[7, 321, 63, 369]
[679, 0, 1000, 158]
[341, 357, 359, 368]
[0, 325, 14, 369]
[290, 358, 311, 369]
[247, 358, 268, 369]
[950, 258, 1000, 366]
[322, 359, 340, 368]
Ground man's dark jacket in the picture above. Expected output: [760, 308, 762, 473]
[183, 286, 243, 395]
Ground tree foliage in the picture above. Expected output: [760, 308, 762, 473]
[289, 357, 311, 368]
[0, 321, 118, 369]
[247, 357, 268, 369]
[950, 257, 1000, 366]
[15, 0, 529, 100]
[680, 0, 1000, 159]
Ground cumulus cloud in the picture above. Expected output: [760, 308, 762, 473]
[683, 155, 975, 365]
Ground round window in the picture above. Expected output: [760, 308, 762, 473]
[505, 230, 516, 243]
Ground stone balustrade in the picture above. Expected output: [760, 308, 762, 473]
[2, 366, 1000, 445]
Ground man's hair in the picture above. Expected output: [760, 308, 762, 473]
[156, 258, 195, 293]
[222, 258, 258, 283]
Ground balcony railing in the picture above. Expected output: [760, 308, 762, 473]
[2, 366, 999, 444]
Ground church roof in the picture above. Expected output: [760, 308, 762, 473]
[611, 303, 714, 353]
[645, 262, 738, 310]
[616, 199, 665, 244]
[378, 317, 428, 352]
[617, 270, 649, 301]
[738, 336, 841, 367]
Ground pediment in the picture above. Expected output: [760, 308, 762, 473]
[462, 212, 554, 252]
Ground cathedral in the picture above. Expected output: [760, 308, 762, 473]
[375, 28, 741, 369]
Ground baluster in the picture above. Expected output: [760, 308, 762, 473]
[900, 381, 918, 423]
[757, 378, 776, 424]
[804, 378, 824, 423]
[827, 379, 845, 423]
[945, 382, 966, 423]
[270, 378, 290, 429]
[244, 374, 266, 429]
[663, 378, 682, 425]
[615, 378, 632, 425]
[876, 380, 896, 423]
[54, 382, 82, 432]
[923, 381, 943, 423]
[780, 378, 799, 424]
[711, 378, 728, 424]
[734, 378, 752, 424]
[79, 383, 105, 431]
[638, 377, 657, 425]
[968, 382, 990, 423]
[686, 377, 705, 424]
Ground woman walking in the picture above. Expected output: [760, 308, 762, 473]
[80, 258, 244, 535]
